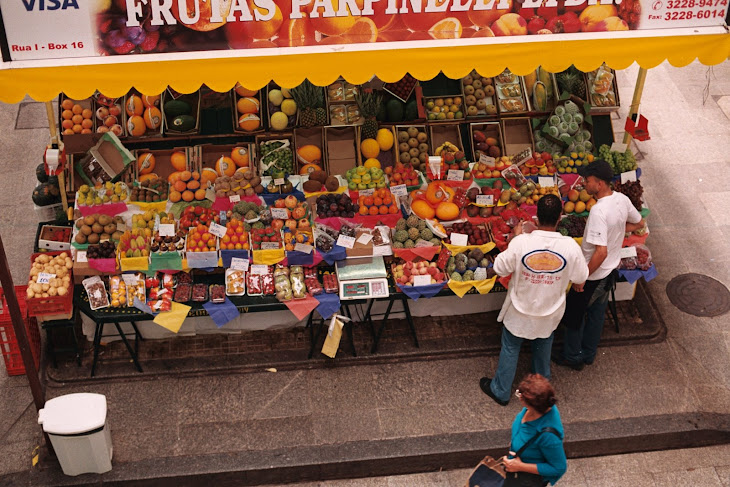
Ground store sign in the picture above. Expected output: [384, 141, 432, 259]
[1, 0, 728, 62]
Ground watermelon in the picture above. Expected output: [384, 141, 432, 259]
[36, 163, 49, 183]
[32, 183, 58, 206]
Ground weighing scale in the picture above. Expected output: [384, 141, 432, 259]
[335, 256, 390, 300]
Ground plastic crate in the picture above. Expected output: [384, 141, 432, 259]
[0, 285, 28, 325]
[27, 252, 74, 318]
[0, 316, 40, 376]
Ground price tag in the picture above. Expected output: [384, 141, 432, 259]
[208, 222, 227, 239]
[512, 148, 533, 166]
[219, 211, 227, 227]
[206, 187, 217, 202]
[450, 233, 469, 246]
[229, 194, 241, 203]
[620, 170, 637, 183]
[261, 242, 281, 250]
[413, 275, 431, 286]
[619, 246, 638, 259]
[372, 244, 391, 256]
[538, 176, 556, 188]
[122, 273, 139, 285]
[356, 233, 373, 245]
[250, 264, 269, 275]
[274, 178, 285, 186]
[474, 267, 487, 281]
[610, 142, 628, 153]
[476, 194, 494, 206]
[158, 224, 175, 237]
[390, 184, 408, 196]
[571, 176, 585, 191]
[38, 272, 55, 284]
[359, 188, 375, 197]
[88, 162, 95, 172]
[428, 156, 442, 178]
[294, 243, 313, 254]
[270, 208, 289, 220]
[447, 169, 464, 181]
[336, 234, 356, 249]
[479, 153, 496, 165]
[75, 251, 87, 263]
[153, 215, 160, 233]
[230, 258, 249, 271]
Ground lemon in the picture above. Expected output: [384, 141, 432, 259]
[375, 128, 394, 151]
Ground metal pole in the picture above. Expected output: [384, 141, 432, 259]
[0, 233, 54, 454]
[622, 67, 648, 145]
[44, 101, 68, 214]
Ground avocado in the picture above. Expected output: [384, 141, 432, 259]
[169, 115, 195, 132]
[164, 99, 192, 117]
[386, 99, 404, 123]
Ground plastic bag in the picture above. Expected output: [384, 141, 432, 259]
[618, 244, 652, 271]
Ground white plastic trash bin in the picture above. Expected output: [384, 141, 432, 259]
[38, 393, 113, 476]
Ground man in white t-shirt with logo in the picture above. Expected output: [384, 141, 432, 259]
[480, 194, 589, 406]
[553, 160, 644, 370]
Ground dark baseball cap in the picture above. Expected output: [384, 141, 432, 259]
[577, 159, 613, 182]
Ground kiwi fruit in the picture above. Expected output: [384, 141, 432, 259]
[75, 233, 87, 244]
[104, 223, 116, 234]
[87, 233, 100, 245]
[80, 225, 92, 236]
[83, 215, 95, 226]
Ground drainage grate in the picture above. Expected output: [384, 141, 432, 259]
[666, 273, 730, 317]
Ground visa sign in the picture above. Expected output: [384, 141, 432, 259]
[21, 0, 78, 10]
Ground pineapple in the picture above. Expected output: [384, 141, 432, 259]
[555, 66, 587, 100]
[291, 79, 327, 127]
[355, 89, 382, 140]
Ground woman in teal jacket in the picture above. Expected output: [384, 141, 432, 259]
[503, 374, 567, 486]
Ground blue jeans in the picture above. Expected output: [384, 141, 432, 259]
[490, 327, 555, 403]
[562, 276, 612, 364]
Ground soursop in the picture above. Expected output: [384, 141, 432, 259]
[393, 241, 404, 249]
[395, 218, 407, 231]
[447, 256, 455, 266]
[252, 222, 264, 229]
[455, 253, 468, 264]
[450, 272, 463, 282]
[455, 260, 467, 273]
[466, 258, 478, 268]
[417, 219, 426, 231]
[480, 258, 490, 267]
[469, 248, 484, 261]
[408, 227, 420, 240]
[394, 229, 408, 243]
[244, 210, 257, 220]
[463, 270, 475, 281]
[406, 214, 419, 228]
[446, 263, 456, 274]
[429, 238, 441, 246]
[564, 100, 579, 115]
[420, 228, 433, 240]
[405, 239, 415, 248]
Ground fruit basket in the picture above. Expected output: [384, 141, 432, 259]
[461, 71, 498, 118]
[327, 78, 360, 126]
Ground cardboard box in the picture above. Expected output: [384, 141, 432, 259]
[255, 133, 296, 177]
[232, 86, 266, 134]
[355, 125, 396, 169]
[131, 147, 193, 183]
[429, 123, 463, 154]
[462, 71, 498, 119]
[585, 66, 621, 112]
[469, 122, 505, 162]
[196, 143, 256, 178]
[501, 118, 535, 157]
[123, 89, 164, 139]
[38, 225, 72, 251]
[162, 88, 201, 136]
[294, 127, 327, 174]
[94, 92, 127, 138]
[346, 228, 375, 258]
[324, 126, 358, 176]
[82, 132, 135, 185]
[523, 69, 560, 114]
[58, 95, 97, 154]
[494, 70, 528, 116]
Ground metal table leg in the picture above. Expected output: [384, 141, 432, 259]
[90, 321, 103, 377]
[370, 298, 395, 354]
[341, 305, 356, 357]
[401, 296, 419, 348]
[114, 322, 143, 373]
[364, 299, 376, 340]
[305, 312, 316, 359]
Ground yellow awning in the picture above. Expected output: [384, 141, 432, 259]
[0, 31, 728, 103]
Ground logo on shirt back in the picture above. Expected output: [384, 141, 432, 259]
[522, 250, 566, 274]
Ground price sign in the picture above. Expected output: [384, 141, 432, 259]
[273, 178, 286, 186]
[261, 242, 281, 250]
[336, 235, 356, 249]
[390, 184, 408, 196]
[619, 246, 638, 259]
[450, 233, 469, 246]
[610, 142, 628, 153]
[230, 258, 249, 271]
[476, 194, 494, 206]
[75, 251, 87, 263]
[359, 188, 374, 197]
[538, 176, 556, 188]
[122, 273, 139, 285]
[270, 208, 289, 220]
[356, 233, 373, 245]
[38, 272, 55, 284]
[413, 275, 431, 286]
[250, 265, 269, 275]
[158, 224, 175, 237]
[206, 187, 217, 202]
[229, 195, 241, 203]
[512, 148, 533, 166]
[208, 222, 227, 239]
[474, 267, 487, 281]
[479, 153, 496, 165]
[294, 243, 313, 254]
[620, 170, 637, 183]
[447, 169, 464, 181]
[372, 244, 391, 256]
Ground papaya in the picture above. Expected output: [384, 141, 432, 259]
[523, 70, 537, 97]
[163, 100, 191, 118]
[537, 67, 554, 99]
[533, 82, 548, 112]
[170, 115, 195, 132]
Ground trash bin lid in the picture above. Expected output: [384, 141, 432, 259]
[38, 393, 107, 435]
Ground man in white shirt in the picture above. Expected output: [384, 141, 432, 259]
[553, 160, 644, 370]
[481, 195, 589, 406]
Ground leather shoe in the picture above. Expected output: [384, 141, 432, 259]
[551, 354, 585, 371]
[479, 377, 509, 406]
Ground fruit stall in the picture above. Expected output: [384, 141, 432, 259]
[0, 1, 728, 373]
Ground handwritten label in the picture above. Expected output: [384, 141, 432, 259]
[413, 275, 431, 286]
[208, 222, 226, 239]
[250, 264, 269, 275]
[294, 243, 313, 254]
[447, 169, 464, 181]
[479, 153, 496, 165]
[619, 246, 638, 259]
[122, 273, 139, 285]
[372, 244, 391, 256]
[76, 251, 87, 263]
[474, 267, 487, 281]
[390, 184, 408, 196]
[357, 233, 373, 245]
[476, 194, 494, 206]
[273, 178, 285, 186]
[270, 208, 289, 220]
[229, 194, 241, 203]
[336, 235, 356, 249]
[261, 242, 281, 250]
[450, 233, 469, 246]
[610, 142, 628, 153]
[538, 176, 556, 188]
[38, 272, 55, 284]
[359, 188, 374, 197]
[230, 258, 249, 271]
[158, 224, 175, 237]
[620, 170, 637, 183]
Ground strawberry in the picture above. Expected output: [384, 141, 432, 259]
[527, 16, 546, 34]
[98, 17, 113, 34]
[112, 41, 135, 55]
[139, 30, 159, 53]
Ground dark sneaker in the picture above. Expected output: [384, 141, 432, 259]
[551, 354, 585, 371]
[479, 377, 509, 406]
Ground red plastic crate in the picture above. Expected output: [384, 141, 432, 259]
[27, 252, 73, 318]
[0, 316, 40, 376]
[0, 285, 28, 325]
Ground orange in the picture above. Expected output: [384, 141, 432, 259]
[368, 206, 379, 215]
[126, 95, 144, 116]
[277, 17, 315, 47]
[137, 153, 156, 175]
[182, 190, 195, 202]
[341, 17, 378, 43]
[187, 180, 201, 190]
[201, 168, 218, 186]
[194, 189, 207, 200]
[180, 170, 192, 181]
[81, 119, 93, 129]
[168, 171, 184, 184]
[231, 146, 250, 167]
[169, 191, 182, 203]
[63, 128, 74, 135]
[61, 109, 73, 120]
[61, 99, 74, 110]
[170, 151, 187, 172]
[173, 180, 187, 192]
[81, 108, 93, 119]
[373, 197, 383, 206]
[127, 115, 146, 136]
[310, 0, 362, 35]
[72, 104, 83, 115]
[379, 206, 388, 215]
[235, 83, 258, 97]
[191, 170, 200, 181]
[172, 0, 232, 31]
[72, 114, 83, 125]
[363, 196, 374, 206]
[72, 124, 83, 134]
[389, 205, 399, 214]
[61, 119, 73, 130]
[383, 195, 392, 205]
[429, 17, 463, 39]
